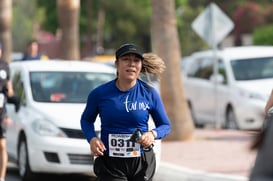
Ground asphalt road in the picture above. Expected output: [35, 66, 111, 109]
[6, 161, 96, 181]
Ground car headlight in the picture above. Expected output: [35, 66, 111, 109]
[32, 119, 66, 137]
[239, 89, 267, 101]
[248, 92, 268, 101]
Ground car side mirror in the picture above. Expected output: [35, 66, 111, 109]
[210, 74, 224, 84]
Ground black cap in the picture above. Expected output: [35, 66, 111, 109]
[115, 43, 144, 60]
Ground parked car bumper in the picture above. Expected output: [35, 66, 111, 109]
[235, 100, 265, 130]
[27, 135, 93, 174]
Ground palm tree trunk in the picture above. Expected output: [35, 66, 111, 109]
[0, 0, 12, 63]
[151, 0, 195, 140]
[57, 0, 80, 60]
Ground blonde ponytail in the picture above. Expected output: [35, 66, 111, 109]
[141, 53, 166, 82]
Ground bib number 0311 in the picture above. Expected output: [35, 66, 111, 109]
[108, 133, 141, 158]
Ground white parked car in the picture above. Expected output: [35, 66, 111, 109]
[6, 60, 161, 181]
[183, 46, 273, 130]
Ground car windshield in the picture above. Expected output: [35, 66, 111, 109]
[231, 57, 273, 80]
[30, 71, 115, 103]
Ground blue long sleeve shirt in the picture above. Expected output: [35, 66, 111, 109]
[80, 79, 171, 154]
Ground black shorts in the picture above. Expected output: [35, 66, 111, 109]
[94, 149, 156, 181]
[0, 108, 7, 138]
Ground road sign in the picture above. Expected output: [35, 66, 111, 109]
[191, 2, 234, 47]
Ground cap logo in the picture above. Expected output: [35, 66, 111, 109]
[129, 47, 137, 51]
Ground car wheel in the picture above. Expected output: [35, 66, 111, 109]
[225, 107, 239, 130]
[18, 137, 36, 181]
[188, 103, 204, 128]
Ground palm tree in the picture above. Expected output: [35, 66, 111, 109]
[57, 0, 80, 60]
[0, 0, 12, 62]
[151, 0, 195, 140]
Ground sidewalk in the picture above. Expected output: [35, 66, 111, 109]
[154, 128, 258, 181]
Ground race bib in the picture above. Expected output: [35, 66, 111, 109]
[108, 133, 141, 158]
[0, 93, 4, 108]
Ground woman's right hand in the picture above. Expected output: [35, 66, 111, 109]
[90, 137, 106, 156]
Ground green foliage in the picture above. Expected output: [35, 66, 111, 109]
[101, 0, 151, 51]
[176, 4, 208, 56]
[36, 0, 151, 53]
[12, 1, 45, 51]
[36, 0, 57, 33]
[253, 24, 273, 45]
[176, 0, 188, 6]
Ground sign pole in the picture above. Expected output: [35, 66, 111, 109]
[210, 4, 220, 129]
[191, 2, 234, 130]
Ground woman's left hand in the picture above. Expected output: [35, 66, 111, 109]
[138, 131, 155, 149]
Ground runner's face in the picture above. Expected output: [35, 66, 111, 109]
[116, 54, 142, 81]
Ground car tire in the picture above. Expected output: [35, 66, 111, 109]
[225, 107, 239, 130]
[188, 102, 204, 128]
[18, 136, 36, 181]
